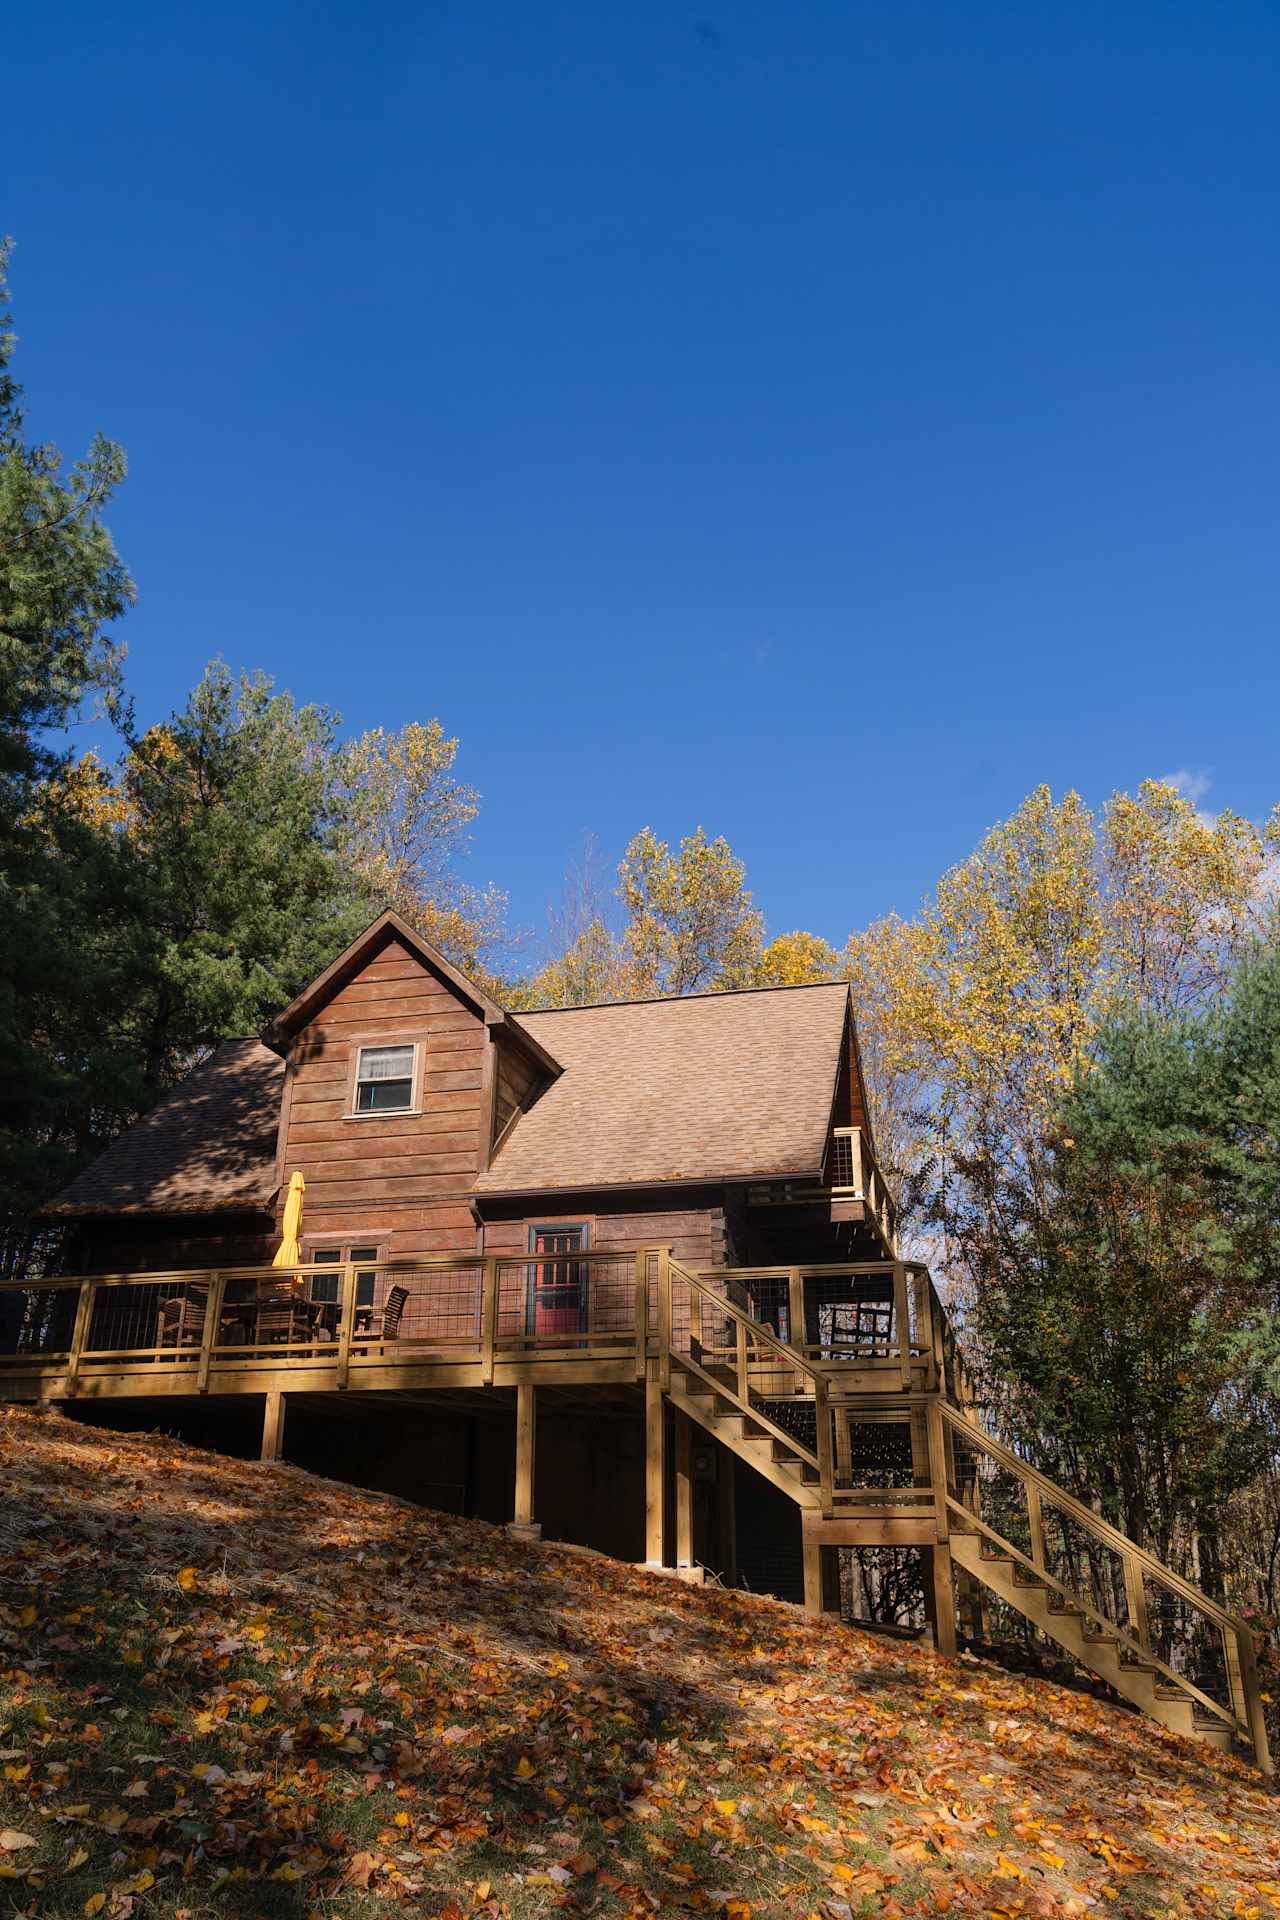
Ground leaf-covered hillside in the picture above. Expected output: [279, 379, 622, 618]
[1, 1406, 1277, 1920]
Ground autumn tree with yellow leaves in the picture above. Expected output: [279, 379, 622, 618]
[844, 780, 1279, 1215]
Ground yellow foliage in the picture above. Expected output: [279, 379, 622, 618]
[619, 826, 765, 996]
[843, 780, 1275, 1210]
[754, 930, 839, 985]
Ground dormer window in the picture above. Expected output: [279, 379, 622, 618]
[353, 1043, 416, 1113]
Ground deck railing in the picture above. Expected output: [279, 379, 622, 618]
[0, 1250, 965, 1397]
[825, 1125, 899, 1253]
[941, 1403, 1272, 1770]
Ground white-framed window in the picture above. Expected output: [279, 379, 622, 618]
[353, 1043, 416, 1113]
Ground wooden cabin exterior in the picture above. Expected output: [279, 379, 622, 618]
[1, 911, 1270, 1771]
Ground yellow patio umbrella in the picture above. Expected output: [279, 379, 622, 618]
[272, 1170, 306, 1270]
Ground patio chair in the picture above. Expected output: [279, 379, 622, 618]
[361, 1284, 409, 1354]
[158, 1287, 208, 1349]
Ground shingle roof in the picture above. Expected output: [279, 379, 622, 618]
[477, 982, 850, 1194]
[44, 1039, 284, 1217]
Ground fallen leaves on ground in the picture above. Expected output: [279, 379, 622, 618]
[1, 1404, 1277, 1920]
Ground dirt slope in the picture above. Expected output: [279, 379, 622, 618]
[0, 1405, 1277, 1919]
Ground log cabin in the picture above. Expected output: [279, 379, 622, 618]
[1, 910, 1270, 1769]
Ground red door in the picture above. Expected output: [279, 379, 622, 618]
[528, 1228, 587, 1342]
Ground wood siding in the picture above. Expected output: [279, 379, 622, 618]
[480, 1193, 727, 1270]
[491, 1033, 545, 1151]
[281, 934, 488, 1259]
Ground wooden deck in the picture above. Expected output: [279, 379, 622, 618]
[0, 1246, 1269, 1771]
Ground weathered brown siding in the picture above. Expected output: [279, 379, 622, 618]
[281, 934, 487, 1258]
[479, 1192, 727, 1269]
[491, 1034, 545, 1150]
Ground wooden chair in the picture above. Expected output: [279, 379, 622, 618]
[256, 1301, 302, 1345]
[382, 1285, 409, 1338]
[158, 1287, 208, 1348]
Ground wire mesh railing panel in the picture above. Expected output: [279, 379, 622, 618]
[368, 1264, 483, 1348]
[756, 1394, 817, 1452]
[1039, 1504, 1129, 1634]
[1145, 1580, 1232, 1711]
[807, 1272, 897, 1359]
[86, 1282, 208, 1361]
[830, 1414, 916, 1492]
[495, 1252, 641, 1350]
[743, 1274, 789, 1342]
[947, 1426, 1034, 1562]
[0, 1287, 78, 1361]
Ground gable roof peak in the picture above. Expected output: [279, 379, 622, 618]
[262, 910, 559, 1076]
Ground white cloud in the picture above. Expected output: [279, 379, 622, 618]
[1158, 767, 1213, 806]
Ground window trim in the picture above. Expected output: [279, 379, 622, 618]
[344, 1037, 422, 1118]
[303, 1237, 387, 1310]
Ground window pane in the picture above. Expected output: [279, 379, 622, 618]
[358, 1045, 414, 1081]
[350, 1247, 378, 1262]
[356, 1077, 413, 1111]
[313, 1248, 341, 1264]
[311, 1272, 339, 1303]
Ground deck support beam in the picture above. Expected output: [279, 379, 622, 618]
[928, 1542, 958, 1657]
[802, 1538, 840, 1616]
[508, 1381, 541, 1541]
[675, 1410, 694, 1568]
[261, 1389, 286, 1463]
[644, 1375, 666, 1566]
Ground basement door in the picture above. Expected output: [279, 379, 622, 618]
[526, 1225, 588, 1341]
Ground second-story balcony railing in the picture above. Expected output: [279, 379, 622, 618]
[824, 1125, 899, 1253]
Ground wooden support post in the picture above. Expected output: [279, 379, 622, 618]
[1121, 1552, 1150, 1652]
[658, 1249, 672, 1388]
[511, 1381, 538, 1536]
[1232, 1622, 1274, 1774]
[645, 1374, 666, 1566]
[675, 1411, 694, 1567]
[930, 1541, 958, 1657]
[893, 1262, 912, 1389]
[688, 1277, 703, 1364]
[335, 1262, 357, 1389]
[787, 1267, 805, 1355]
[912, 1269, 935, 1391]
[197, 1274, 225, 1393]
[735, 1314, 749, 1403]
[65, 1282, 94, 1387]
[717, 1446, 738, 1587]
[802, 1532, 823, 1615]
[814, 1372, 834, 1517]
[481, 1257, 498, 1384]
[925, 1398, 951, 1544]
[1025, 1481, 1047, 1575]
[261, 1388, 286, 1462]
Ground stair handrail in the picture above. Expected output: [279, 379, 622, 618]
[668, 1259, 833, 1501]
[947, 1496, 1243, 1737]
[668, 1258, 826, 1389]
[941, 1403, 1272, 1771]
[940, 1403, 1248, 1639]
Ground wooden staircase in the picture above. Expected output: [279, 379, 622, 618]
[661, 1258, 1273, 1773]
[949, 1530, 1233, 1751]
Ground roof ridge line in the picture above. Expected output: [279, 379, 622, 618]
[519, 979, 849, 1016]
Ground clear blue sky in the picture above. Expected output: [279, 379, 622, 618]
[8, 0, 1279, 955]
